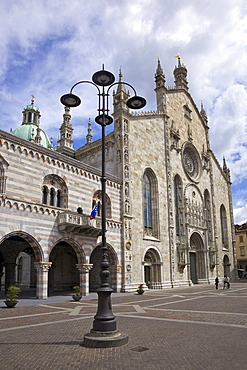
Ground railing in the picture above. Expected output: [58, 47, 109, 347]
[58, 211, 102, 236]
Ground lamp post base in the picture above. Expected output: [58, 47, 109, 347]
[82, 330, 129, 348]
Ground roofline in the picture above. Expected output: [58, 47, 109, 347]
[0, 129, 122, 185]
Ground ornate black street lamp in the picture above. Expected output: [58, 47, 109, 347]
[60, 66, 146, 347]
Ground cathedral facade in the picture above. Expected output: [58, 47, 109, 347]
[0, 59, 236, 298]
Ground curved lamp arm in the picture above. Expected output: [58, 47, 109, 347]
[60, 80, 100, 108]
[69, 80, 100, 95]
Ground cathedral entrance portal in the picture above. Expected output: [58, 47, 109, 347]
[223, 255, 230, 277]
[144, 248, 162, 289]
[190, 252, 197, 284]
[144, 265, 151, 287]
[189, 233, 206, 284]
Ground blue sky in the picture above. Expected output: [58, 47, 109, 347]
[0, 0, 247, 224]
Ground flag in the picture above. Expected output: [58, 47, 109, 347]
[90, 205, 98, 219]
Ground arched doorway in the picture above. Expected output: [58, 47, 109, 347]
[89, 244, 118, 292]
[143, 248, 162, 288]
[189, 233, 206, 284]
[0, 232, 42, 292]
[223, 255, 230, 277]
[49, 241, 79, 293]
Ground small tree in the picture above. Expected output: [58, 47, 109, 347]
[6, 286, 21, 302]
[72, 286, 82, 301]
[73, 286, 81, 296]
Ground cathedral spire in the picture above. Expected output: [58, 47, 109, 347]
[86, 118, 93, 144]
[56, 106, 74, 157]
[173, 55, 188, 91]
[116, 69, 126, 94]
[223, 157, 231, 182]
[113, 69, 130, 113]
[155, 58, 165, 79]
[200, 101, 208, 124]
[154, 58, 166, 112]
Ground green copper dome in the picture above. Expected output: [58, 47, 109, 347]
[12, 124, 51, 148]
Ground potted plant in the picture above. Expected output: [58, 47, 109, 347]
[72, 286, 82, 301]
[137, 284, 144, 295]
[4, 286, 21, 308]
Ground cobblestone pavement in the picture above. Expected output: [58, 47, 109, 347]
[0, 283, 247, 369]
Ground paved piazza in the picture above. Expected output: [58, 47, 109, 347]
[0, 283, 246, 369]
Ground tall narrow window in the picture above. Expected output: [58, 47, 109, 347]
[0, 157, 8, 194]
[142, 169, 159, 238]
[50, 188, 55, 206]
[174, 175, 183, 236]
[204, 189, 212, 242]
[220, 204, 229, 249]
[33, 113, 37, 124]
[56, 190, 61, 207]
[42, 186, 48, 204]
[143, 174, 152, 228]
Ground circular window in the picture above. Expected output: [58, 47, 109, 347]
[182, 143, 201, 182]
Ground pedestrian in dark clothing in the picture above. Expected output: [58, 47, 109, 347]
[215, 277, 219, 289]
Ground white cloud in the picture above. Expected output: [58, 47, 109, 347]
[0, 0, 246, 223]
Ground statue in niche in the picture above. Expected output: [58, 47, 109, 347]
[124, 120, 129, 132]
[117, 134, 121, 147]
[124, 165, 129, 178]
[125, 199, 130, 214]
[125, 220, 132, 240]
[125, 182, 129, 196]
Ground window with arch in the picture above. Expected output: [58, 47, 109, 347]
[0, 155, 8, 194]
[204, 189, 213, 242]
[220, 204, 229, 249]
[142, 169, 159, 238]
[174, 174, 184, 236]
[92, 190, 111, 219]
[41, 174, 68, 208]
[42, 185, 48, 204]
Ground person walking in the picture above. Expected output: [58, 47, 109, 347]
[223, 275, 230, 289]
[215, 277, 219, 289]
[223, 275, 227, 289]
[226, 275, 230, 289]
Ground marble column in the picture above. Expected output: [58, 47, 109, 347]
[76, 263, 93, 296]
[34, 262, 52, 299]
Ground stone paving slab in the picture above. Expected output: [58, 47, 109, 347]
[0, 283, 246, 369]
